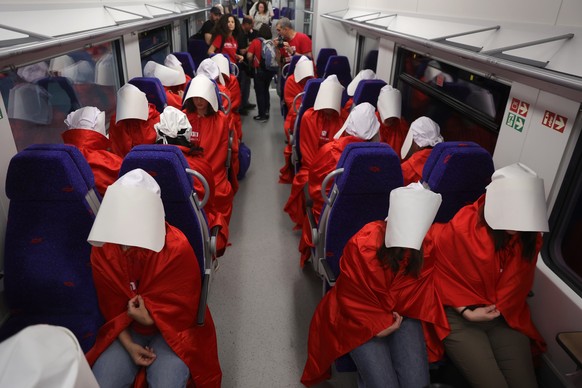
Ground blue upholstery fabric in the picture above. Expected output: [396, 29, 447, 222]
[1, 144, 103, 353]
[172, 52, 197, 77]
[422, 141, 494, 223]
[273, 7, 280, 19]
[352, 79, 387, 108]
[316, 48, 337, 78]
[237, 142, 251, 180]
[322, 142, 403, 278]
[323, 56, 352, 88]
[293, 78, 323, 172]
[119, 145, 206, 276]
[128, 77, 167, 113]
[187, 38, 210, 68]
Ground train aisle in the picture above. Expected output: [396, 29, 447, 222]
[210, 90, 357, 387]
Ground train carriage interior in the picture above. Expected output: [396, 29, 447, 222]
[0, 0, 581, 386]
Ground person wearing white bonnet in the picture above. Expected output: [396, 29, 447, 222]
[426, 162, 548, 388]
[301, 182, 448, 387]
[346, 69, 376, 97]
[283, 74, 348, 228]
[278, 55, 316, 183]
[182, 74, 235, 227]
[108, 83, 160, 157]
[400, 116, 443, 185]
[143, 60, 187, 109]
[164, 54, 188, 83]
[61, 106, 122, 197]
[49, 54, 74, 76]
[0, 325, 99, 388]
[196, 58, 225, 86]
[17, 62, 48, 83]
[211, 53, 243, 137]
[296, 102, 381, 266]
[376, 85, 409, 157]
[87, 168, 222, 387]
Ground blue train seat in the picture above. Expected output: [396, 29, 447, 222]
[119, 144, 215, 325]
[0, 144, 103, 353]
[187, 38, 210, 69]
[291, 78, 323, 173]
[273, 7, 280, 20]
[172, 52, 197, 78]
[351, 79, 387, 108]
[422, 141, 494, 223]
[128, 77, 167, 113]
[315, 48, 337, 78]
[323, 55, 352, 89]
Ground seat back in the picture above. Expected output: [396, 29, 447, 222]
[292, 78, 323, 172]
[119, 145, 209, 277]
[1, 144, 103, 353]
[422, 141, 494, 223]
[315, 48, 337, 78]
[323, 55, 352, 88]
[351, 79, 387, 108]
[280, 55, 302, 117]
[319, 142, 403, 278]
[273, 7, 280, 19]
[172, 52, 197, 77]
[187, 38, 210, 68]
[128, 77, 167, 113]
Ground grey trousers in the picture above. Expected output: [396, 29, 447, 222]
[443, 307, 538, 388]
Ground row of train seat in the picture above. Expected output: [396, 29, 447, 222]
[0, 143, 220, 351]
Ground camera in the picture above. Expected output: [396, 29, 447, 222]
[276, 35, 285, 48]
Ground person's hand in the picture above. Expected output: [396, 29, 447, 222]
[126, 342, 156, 366]
[462, 304, 500, 322]
[127, 295, 154, 326]
[178, 90, 184, 98]
[376, 312, 403, 337]
[236, 54, 244, 63]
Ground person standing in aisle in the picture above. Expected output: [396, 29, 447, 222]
[246, 24, 277, 122]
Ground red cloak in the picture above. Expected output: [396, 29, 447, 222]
[185, 110, 234, 225]
[301, 221, 449, 386]
[298, 136, 364, 266]
[225, 74, 243, 140]
[424, 196, 546, 354]
[176, 144, 229, 255]
[61, 129, 122, 197]
[109, 103, 160, 158]
[377, 113, 409, 159]
[86, 223, 222, 387]
[283, 108, 347, 228]
[401, 148, 431, 185]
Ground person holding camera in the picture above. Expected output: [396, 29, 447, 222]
[274, 17, 312, 65]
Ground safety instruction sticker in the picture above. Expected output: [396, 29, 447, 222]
[541, 110, 567, 133]
[507, 98, 529, 132]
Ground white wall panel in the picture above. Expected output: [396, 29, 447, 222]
[376, 37, 395, 82]
[557, 0, 582, 28]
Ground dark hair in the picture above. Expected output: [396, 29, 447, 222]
[376, 246, 423, 278]
[478, 202, 539, 261]
[211, 14, 242, 44]
[257, 23, 272, 39]
[183, 97, 215, 115]
[242, 16, 253, 25]
[256, 1, 268, 14]
[210, 6, 222, 15]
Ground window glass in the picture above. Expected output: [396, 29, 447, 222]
[2, 42, 120, 151]
[357, 35, 379, 73]
[139, 26, 172, 69]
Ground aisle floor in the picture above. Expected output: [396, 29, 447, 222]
[209, 89, 357, 387]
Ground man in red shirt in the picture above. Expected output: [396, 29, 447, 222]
[275, 17, 312, 65]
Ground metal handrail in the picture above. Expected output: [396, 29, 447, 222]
[0, 7, 209, 70]
[321, 12, 582, 96]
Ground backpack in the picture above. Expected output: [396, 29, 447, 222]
[258, 38, 279, 73]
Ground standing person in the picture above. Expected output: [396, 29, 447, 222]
[86, 168, 222, 387]
[208, 14, 244, 64]
[400, 116, 443, 185]
[249, 1, 271, 31]
[301, 183, 448, 387]
[426, 163, 549, 388]
[275, 17, 313, 66]
[190, 6, 222, 45]
[246, 24, 276, 122]
[237, 16, 257, 115]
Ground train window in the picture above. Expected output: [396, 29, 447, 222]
[2, 42, 121, 151]
[545, 136, 582, 296]
[139, 25, 172, 68]
[394, 48, 511, 154]
[356, 34, 379, 73]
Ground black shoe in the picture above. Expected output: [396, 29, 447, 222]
[253, 115, 268, 122]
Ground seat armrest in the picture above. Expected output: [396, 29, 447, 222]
[209, 225, 221, 258]
[557, 332, 582, 369]
[197, 269, 211, 326]
[320, 258, 336, 287]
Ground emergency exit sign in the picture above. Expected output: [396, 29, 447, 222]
[542, 110, 567, 133]
[507, 98, 530, 132]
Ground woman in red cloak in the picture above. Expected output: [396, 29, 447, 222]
[425, 163, 549, 388]
[86, 168, 221, 387]
[400, 116, 443, 185]
[301, 183, 448, 387]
